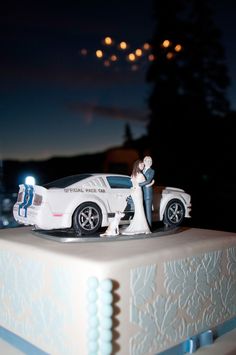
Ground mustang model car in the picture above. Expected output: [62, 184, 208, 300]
[13, 173, 191, 235]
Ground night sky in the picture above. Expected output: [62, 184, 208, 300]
[1, 0, 236, 161]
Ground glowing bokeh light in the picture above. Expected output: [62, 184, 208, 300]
[175, 44, 182, 52]
[104, 37, 112, 45]
[135, 48, 142, 57]
[96, 50, 103, 58]
[80, 37, 182, 70]
[119, 41, 127, 50]
[162, 39, 171, 48]
[104, 60, 110, 67]
[166, 52, 174, 59]
[143, 42, 150, 50]
[128, 53, 135, 61]
[110, 54, 117, 61]
[80, 48, 87, 55]
[148, 54, 155, 61]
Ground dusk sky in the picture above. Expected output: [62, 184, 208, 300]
[1, 0, 236, 161]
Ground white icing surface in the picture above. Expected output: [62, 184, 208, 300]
[0, 227, 236, 355]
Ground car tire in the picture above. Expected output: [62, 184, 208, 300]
[73, 202, 102, 235]
[163, 199, 185, 227]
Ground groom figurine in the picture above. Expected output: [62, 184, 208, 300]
[139, 156, 155, 228]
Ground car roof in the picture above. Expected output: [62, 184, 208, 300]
[44, 173, 130, 189]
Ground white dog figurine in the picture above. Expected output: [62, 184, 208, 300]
[100, 211, 125, 237]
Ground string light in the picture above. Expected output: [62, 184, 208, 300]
[110, 54, 117, 61]
[148, 54, 155, 61]
[104, 37, 113, 45]
[96, 50, 103, 58]
[175, 44, 182, 52]
[166, 52, 174, 60]
[104, 60, 110, 67]
[143, 42, 150, 50]
[135, 48, 142, 57]
[162, 39, 171, 48]
[79, 37, 182, 71]
[80, 48, 87, 55]
[119, 41, 127, 50]
[128, 53, 136, 61]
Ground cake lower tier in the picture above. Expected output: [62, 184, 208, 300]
[0, 227, 236, 355]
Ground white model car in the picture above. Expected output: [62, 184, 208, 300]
[13, 173, 191, 235]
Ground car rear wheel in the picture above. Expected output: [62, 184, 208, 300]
[163, 199, 185, 227]
[73, 202, 102, 235]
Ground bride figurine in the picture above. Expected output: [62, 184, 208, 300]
[122, 159, 152, 235]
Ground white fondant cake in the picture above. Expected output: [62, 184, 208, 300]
[0, 227, 236, 354]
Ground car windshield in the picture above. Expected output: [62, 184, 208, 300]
[44, 174, 92, 189]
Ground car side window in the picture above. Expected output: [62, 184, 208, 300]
[106, 176, 132, 189]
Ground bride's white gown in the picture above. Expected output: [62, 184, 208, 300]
[122, 173, 150, 235]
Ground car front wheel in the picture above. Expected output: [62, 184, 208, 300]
[73, 202, 102, 235]
[163, 199, 185, 227]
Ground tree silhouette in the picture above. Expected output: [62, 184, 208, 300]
[123, 123, 134, 147]
[147, 0, 230, 184]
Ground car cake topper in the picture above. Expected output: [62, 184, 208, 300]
[13, 157, 191, 237]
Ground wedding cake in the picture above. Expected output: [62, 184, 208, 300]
[0, 226, 236, 354]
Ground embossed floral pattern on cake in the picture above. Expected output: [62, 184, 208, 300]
[0, 250, 80, 355]
[130, 248, 236, 355]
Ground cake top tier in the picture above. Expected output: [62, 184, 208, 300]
[1, 227, 236, 265]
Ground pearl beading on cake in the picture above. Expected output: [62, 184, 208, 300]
[87, 277, 113, 355]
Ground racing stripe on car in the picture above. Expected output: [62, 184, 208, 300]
[18, 184, 29, 216]
[18, 184, 34, 217]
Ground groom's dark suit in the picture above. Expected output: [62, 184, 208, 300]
[139, 167, 155, 227]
